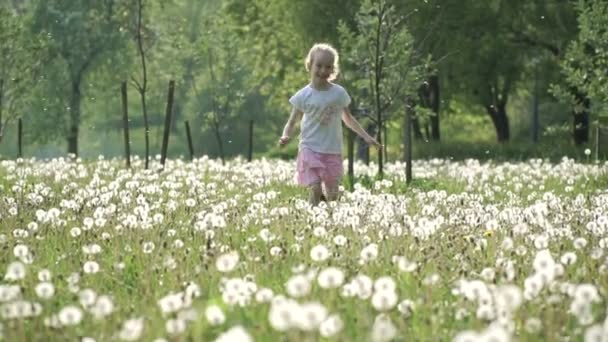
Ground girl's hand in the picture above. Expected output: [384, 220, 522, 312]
[278, 135, 291, 146]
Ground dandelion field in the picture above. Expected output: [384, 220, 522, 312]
[0, 156, 607, 342]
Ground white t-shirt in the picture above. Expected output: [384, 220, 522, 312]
[289, 83, 351, 154]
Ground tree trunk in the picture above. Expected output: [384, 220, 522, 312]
[486, 102, 510, 142]
[358, 123, 374, 165]
[573, 91, 590, 145]
[67, 80, 82, 156]
[212, 118, 225, 164]
[0, 78, 3, 143]
[347, 128, 355, 191]
[429, 74, 440, 141]
[412, 115, 424, 140]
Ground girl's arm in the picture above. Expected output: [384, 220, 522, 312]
[342, 107, 382, 148]
[279, 107, 303, 146]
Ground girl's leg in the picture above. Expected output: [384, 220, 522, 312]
[308, 182, 323, 206]
[324, 179, 341, 201]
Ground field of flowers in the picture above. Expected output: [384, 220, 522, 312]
[0, 155, 607, 341]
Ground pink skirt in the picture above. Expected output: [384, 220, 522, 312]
[295, 148, 343, 186]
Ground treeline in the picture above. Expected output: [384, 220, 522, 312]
[0, 0, 605, 162]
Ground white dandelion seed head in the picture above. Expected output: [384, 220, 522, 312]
[83, 261, 100, 274]
[286, 274, 311, 298]
[215, 252, 239, 273]
[317, 267, 345, 289]
[371, 290, 398, 311]
[374, 276, 396, 293]
[4, 261, 26, 281]
[118, 317, 145, 341]
[319, 314, 344, 338]
[214, 325, 253, 342]
[310, 244, 330, 262]
[294, 302, 328, 331]
[58, 305, 84, 326]
[35, 282, 55, 300]
[371, 314, 397, 342]
[205, 305, 226, 326]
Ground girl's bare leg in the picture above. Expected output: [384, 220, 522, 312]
[325, 181, 341, 201]
[308, 183, 323, 206]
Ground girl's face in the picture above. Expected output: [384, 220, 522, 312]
[310, 50, 334, 84]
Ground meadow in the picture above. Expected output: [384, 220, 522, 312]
[0, 155, 607, 341]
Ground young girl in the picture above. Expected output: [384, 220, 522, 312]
[279, 43, 381, 206]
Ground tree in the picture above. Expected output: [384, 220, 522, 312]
[192, 17, 247, 164]
[552, 0, 608, 144]
[0, 5, 40, 143]
[129, 0, 152, 169]
[31, 0, 123, 156]
[339, 0, 427, 177]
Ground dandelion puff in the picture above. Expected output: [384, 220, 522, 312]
[525, 317, 542, 333]
[269, 246, 282, 257]
[371, 290, 398, 311]
[91, 295, 114, 319]
[142, 242, 155, 254]
[35, 282, 55, 300]
[333, 235, 347, 246]
[83, 261, 100, 274]
[374, 277, 396, 293]
[79, 289, 97, 308]
[4, 261, 26, 281]
[480, 268, 495, 282]
[268, 300, 299, 331]
[118, 317, 145, 341]
[38, 269, 52, 282]
[397, 257, 417, 272]
[286, 274, 311, 298]
[481, 324, 511, 342]
[317, 267, 345, 289]
[371, 314, 397, 342]
[310, 244, 330, 262]
[560, 252, 577, 266]
[360, 243, 379, 263]
[165, 318, 186, 335]
[215, 252, 239, 273]
[214, 325, 253, 342]
[13, 244, 29, 258]
[205, 305, 226, 326]
[573, 237, 587, 250]
[453, 330, 481, 342]
[58, 305, 83, 326]
[584, 324, 604, 342]
[397, 299, 415, 317]
[296, 302, 328, 331]
[574, 284, 601, 304]
[255, 288, 274, 303]
[319, 314, 344, 338]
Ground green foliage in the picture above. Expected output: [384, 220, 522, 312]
[552, 0, 608, 118]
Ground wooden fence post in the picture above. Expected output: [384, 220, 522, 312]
[17, 117, 22, 158]
[405, 98, 413, 184]
[184, 120, 194, 161]
[160, 80, 175, 168]
[248, 119, 253, 162]
[121, 81, 131, 168]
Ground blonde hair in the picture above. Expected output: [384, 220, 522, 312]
[305, 43, 340, 81]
